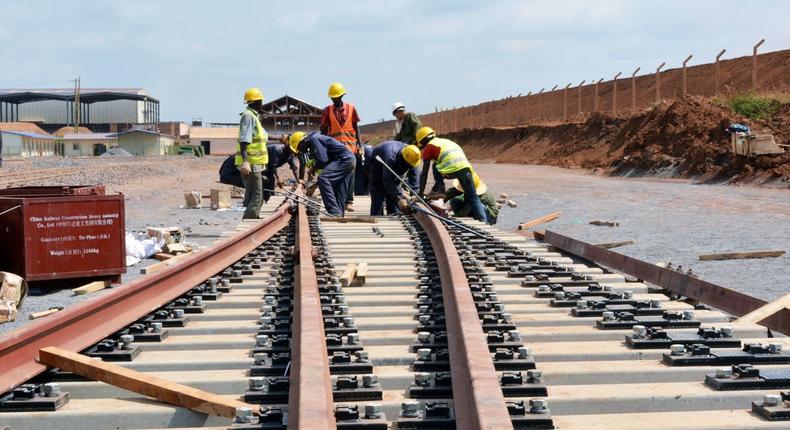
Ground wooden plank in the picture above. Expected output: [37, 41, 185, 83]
[594, 240, 635, 250]
[517, 211, 560, 230]
[73, 280, 110, 296]
[356, 262, 368, 285]
[589, 220, 619, 227]
[29, 307, 62, 320]
[37, 347, 251, 418]
[339, 263, 357, 288]
[152, 253, 176, 261]
[140, 252, 194, 275]
[737, 292, 790, 324]
[320, 216, 377, 224]
[699, 250, 785, 261]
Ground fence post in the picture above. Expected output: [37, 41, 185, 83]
[715, 49, 726, 96]
[631, 67, 641, 110]
[594, 78, 603, 112]
[563, 83, 572, 121]
[753, 38, 765, 90]
[577, 80, 586, 116]
[655, 62, 666, 104]
[682, 54, 693, 96]
[612, 73, 621, 112]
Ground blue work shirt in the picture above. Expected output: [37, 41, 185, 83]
[303, 132, 354, 169]
[266, 143, 299, 172]
[371, 140, 420, 198]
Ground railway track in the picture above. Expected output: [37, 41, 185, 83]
[0, 193, 789, 429]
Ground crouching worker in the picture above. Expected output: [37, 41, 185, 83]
[445, 171, 498, 225]
[369, 141, 421, 216]
[288, 131, 355, 217]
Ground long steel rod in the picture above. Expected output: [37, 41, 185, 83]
[0, 205, 293, 395]
[288, 199, 336, 429]
[414, 210, 513, 430]
[264, 189, 335, 217]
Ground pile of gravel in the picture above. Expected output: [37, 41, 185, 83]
[100, 148, 133, 157]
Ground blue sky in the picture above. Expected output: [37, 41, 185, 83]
[1, 0, 789, 124]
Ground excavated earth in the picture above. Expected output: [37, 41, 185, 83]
[449, 97, 790, 187]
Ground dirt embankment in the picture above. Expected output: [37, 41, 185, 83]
[448, 97, 790, 186]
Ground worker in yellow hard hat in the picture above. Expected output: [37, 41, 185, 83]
[321, 82, 362, 212]
[287, 130, 355, 216]
[415, 126, 489, 223]
[444, 170, 498, 225]
[367, 141, 422, 216]
[236, 87, 268, 219]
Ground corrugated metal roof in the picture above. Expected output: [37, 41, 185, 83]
[0, 88, 146, 96]
[60, 133, 117, 140]
[0, 130, 56, 139]
[0, 122, 50, 135]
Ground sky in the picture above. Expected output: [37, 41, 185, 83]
[1, 0, 789, 124]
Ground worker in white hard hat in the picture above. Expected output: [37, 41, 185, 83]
[321, 82, 362, 212]
[236, 87, 268, 219]
[391, 102, 422, 145]
[368, 141, 421, 216]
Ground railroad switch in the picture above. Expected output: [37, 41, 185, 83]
[706, 364, 790, 391]
[0, 383, 69, 412]
[83, 335, 140, 361]
[752, 392, 790, 421]
[596, 310, 701, 330]
[663, 342, 790, 366]
[626, 326, 740, 349]
[117, 321, 168, 342]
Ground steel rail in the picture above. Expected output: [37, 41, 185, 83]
[542, 230, 769, 318]
[0, 204, 293, 395]
[414, 209, 513, 429]
[288, 200, 336, 428]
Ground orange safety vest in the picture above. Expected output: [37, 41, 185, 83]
[327, 103, 359, 154]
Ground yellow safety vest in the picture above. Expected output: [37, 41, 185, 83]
[432, 138, 471, 175]
[235, 108, 268, 166]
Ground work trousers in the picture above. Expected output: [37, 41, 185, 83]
[319, 157, 355, 217]
[354, 152, 369, 196]
[369, 180, 398, 216]
[445, 167, 487, 223]
[430, 164, 445, 194]
[262, 170, 276, 203]
[242, 164, 265, 219]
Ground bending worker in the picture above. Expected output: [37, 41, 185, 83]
[368, 141, 421, 216]
[236, 87, 268, 220]
[444, 172, 498, 225]
[321, 82, 361, 212]
[263, 140, 301, 203]
[288, 131, 355, 217]
[416, 126, 488, 223]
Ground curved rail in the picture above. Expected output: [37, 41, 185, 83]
[414, 209, 514, 429]
[0, 203, 293, 395]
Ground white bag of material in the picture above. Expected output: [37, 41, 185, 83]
[125, 232, 164, 266]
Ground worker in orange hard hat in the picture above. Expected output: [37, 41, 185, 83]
[236, 87, 268, 219]
[321, 82, 362, 212]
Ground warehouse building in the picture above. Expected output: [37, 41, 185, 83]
[0, 130, 57, 158]
[60, 133, 117, 156]
[0, 88, 160, 134]
[113, 129, 175, 156]
[188, 126, 237, 155]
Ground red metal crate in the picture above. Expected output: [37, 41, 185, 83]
[0, 192, 126, 282]
[0, 185, 106, 197]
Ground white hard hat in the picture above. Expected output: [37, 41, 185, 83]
[392, 102, 405, 113]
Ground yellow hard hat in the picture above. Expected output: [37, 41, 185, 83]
[328, 83, 346, 99]
[401, 145, 421, 167]
[453, 170, 487, 195]
[415, 126, 435, 145]
[288, 132, 306, 154]
[244, 87, 264, 103]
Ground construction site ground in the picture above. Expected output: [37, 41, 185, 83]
[0, 155, 787, 334]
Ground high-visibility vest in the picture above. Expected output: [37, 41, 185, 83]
[327, 103, 358, 154]
[432, 138, 471, 175]
[235, 108, 268, 166]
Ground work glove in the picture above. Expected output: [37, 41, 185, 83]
[239, 161, 251, 177]
[398, 198, 413, 214]
[276, 179, 285, 188]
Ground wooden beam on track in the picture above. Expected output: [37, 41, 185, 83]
[38, 347, 250, 418]
[517, 211, 561, 230]
[415, 209, 514, 430]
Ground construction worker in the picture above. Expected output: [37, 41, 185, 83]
[392, 102, 422, 145]
[262, 141, 301, 203]
[236, 88, 268, 219]
[416, 126, 488, 223]
[368, 141, 421, 216]
[444, 172, 498, 225]
[288, 131, 355, 216]
[321, 82, 361, 212]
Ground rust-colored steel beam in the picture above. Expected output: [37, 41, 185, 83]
[0, 205, 293, 395]
[543, 230, 767, 318]
[288, 203, 336, 429]
[414, 211, 513, 430]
